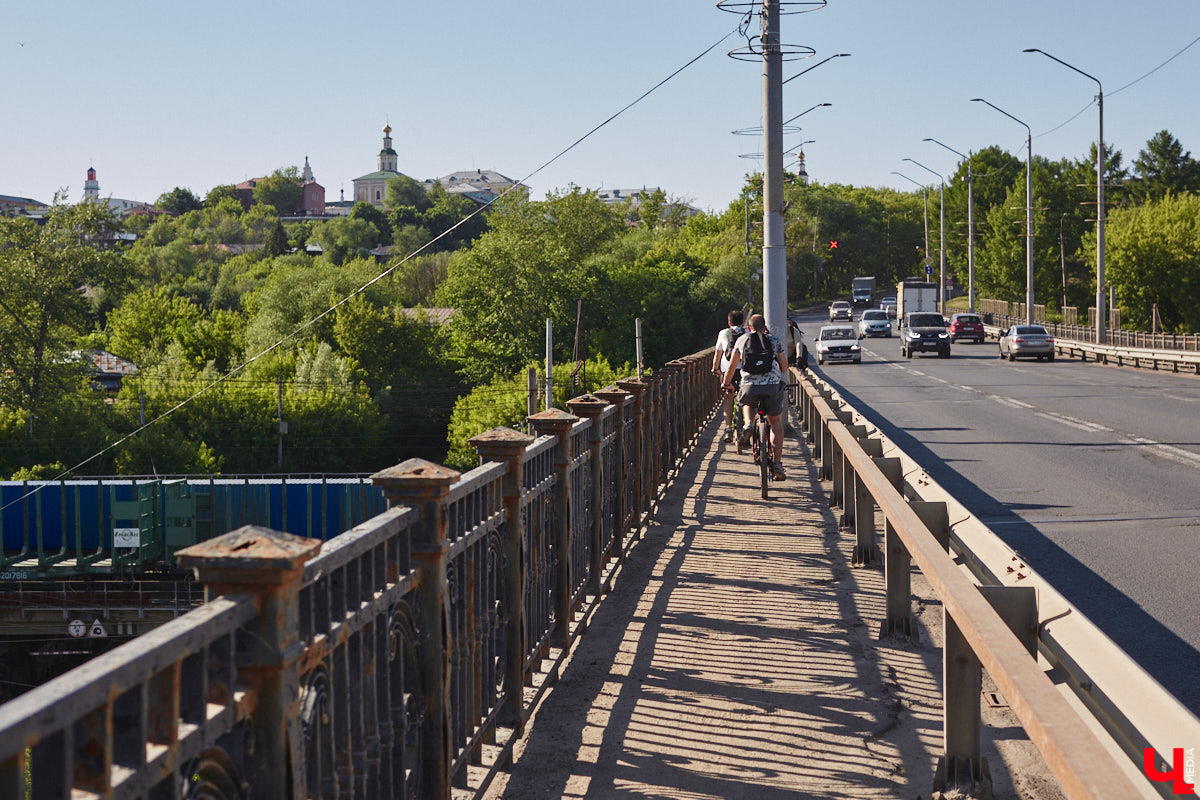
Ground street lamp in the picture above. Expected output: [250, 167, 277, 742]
[904, 158, 946, 314]
[783, 102, 831, 128]
[783, 53, 850, 85]
[1024, 48, 1105, 343]
[973, 97, 1034, 324]
[925, 138, 975, 312]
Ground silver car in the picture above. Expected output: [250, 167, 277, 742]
[829, 301, 852, 322]
[857, 309, 892, 338]
[815, 325, 861, 365]
[998, 324, 1056, 361]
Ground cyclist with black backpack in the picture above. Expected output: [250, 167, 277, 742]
[711, 309, 746, 442]
[722, 313, 790, 481]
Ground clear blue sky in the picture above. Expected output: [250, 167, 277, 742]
[6, 1, 1198, 214]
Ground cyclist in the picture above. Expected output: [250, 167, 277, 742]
[711, 309, 746, 442]
[722, 313, 789, 481]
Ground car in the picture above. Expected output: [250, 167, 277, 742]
[949, 312, 985, 343]
[829, 300, 853, 322]
[900, 312, 950, 358]
[998, 324, 1056, 361]
[814, 325, 861, 365]
[857, 309, 892, 338]
[880, 301, 897, 320]
[879, 295, 896, 308]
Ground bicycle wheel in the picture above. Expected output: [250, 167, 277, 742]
[758, 414, 770, 499]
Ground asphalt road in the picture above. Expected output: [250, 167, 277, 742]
[792, 308, 1200, 715]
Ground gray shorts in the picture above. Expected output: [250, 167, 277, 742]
[737, 381, 786, 416]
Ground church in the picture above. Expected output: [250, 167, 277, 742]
[352, 125, 404, 207]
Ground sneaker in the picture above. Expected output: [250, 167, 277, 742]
[723, 429, 733, 443]
[738, 428, 754, 450]
[770, 461, 787, 481]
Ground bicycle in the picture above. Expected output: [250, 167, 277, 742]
[747, 395, 773, 499]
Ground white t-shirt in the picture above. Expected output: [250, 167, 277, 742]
[715, 325, 746, 372]
[731, 330, 784, 385]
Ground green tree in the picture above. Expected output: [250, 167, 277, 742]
[436, 188, 624, 382]
[252, 168, 303, 214]
[1084, 192, 1200, 332]
[1131, 130, 1200, 202]
[0, 200, 128, 416]
[155, 186, 203, 215]
[351, 201, 393, 246]
[308, 217, 380, 265]
[205, 184, 241, 209]
[443, 356, 626, 469]
[386, 174, 432, 211]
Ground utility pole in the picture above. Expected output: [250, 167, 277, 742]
[761, 0, 787, 337]
[276, 374, 285, 470]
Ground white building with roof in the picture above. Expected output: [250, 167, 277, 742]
[424, 169, 527, 206]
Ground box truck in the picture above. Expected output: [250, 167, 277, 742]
[896, 280, 937, 319]
[851, 276, 876, 307]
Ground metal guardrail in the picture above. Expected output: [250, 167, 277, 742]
[795, 369, 1200, 799]
[983, 314, 1200, 374]
[0, 350, 719, 799]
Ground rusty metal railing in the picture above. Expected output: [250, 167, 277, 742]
[795, 368, 1178, 799]
[0, 348, 719, 800]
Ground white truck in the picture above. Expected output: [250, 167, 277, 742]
[896, 280, 937, 319]
[851, 276, 876, 307]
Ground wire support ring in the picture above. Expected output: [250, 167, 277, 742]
[717, 0, 827, 15]
[728, 39, 816, 62]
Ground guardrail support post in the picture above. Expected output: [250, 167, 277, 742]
[371, 459, 459, 800]
[937, 609, 990, 796]
[874, 457, 917, 641]
[936, 586, 1038, 798]
[529, 409, 579, 647]
[840, 424, 867, 531]
[910, 501, 950, 550]
[177, 525, 322, 800]
[469, 428, 535, 735]
[851, 438, 884, 567]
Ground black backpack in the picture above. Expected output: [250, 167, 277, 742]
[741, 332, 774, 375]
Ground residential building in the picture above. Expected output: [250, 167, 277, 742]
[425, 169, 527, 207]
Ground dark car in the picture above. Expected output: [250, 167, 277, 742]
[949, 313, 985, 343]
[901, 312, 950, 358]
[998, 324, 1056, 361]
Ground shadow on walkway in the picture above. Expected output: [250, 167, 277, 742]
[484, 410, 1055, 800]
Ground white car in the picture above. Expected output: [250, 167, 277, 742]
[829, 301, 852, 322]
[857, 309, 892, 338]
[814, 325, 861, 365]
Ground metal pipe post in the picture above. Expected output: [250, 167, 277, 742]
[761, 0, 787, 338]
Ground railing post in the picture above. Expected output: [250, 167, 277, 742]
[616, 379, 649, 529]
[852, 437, 882, 567]
[176, 525, 322, 800]
[468, 428, 535, 735]
[594, 387, 632, 560]
[371, 459, 460, 800]
[874, 457, 917, 641]
[566, 395, 609, 598]
[528, 409, 579, 646]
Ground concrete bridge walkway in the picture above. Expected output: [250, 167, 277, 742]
[484, 409, 1061, 799]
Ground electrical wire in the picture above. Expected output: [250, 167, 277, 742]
[1033, 32, 1200, 139]
[2, 23, 740, 511]
[1110, 32, 1200, 96]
